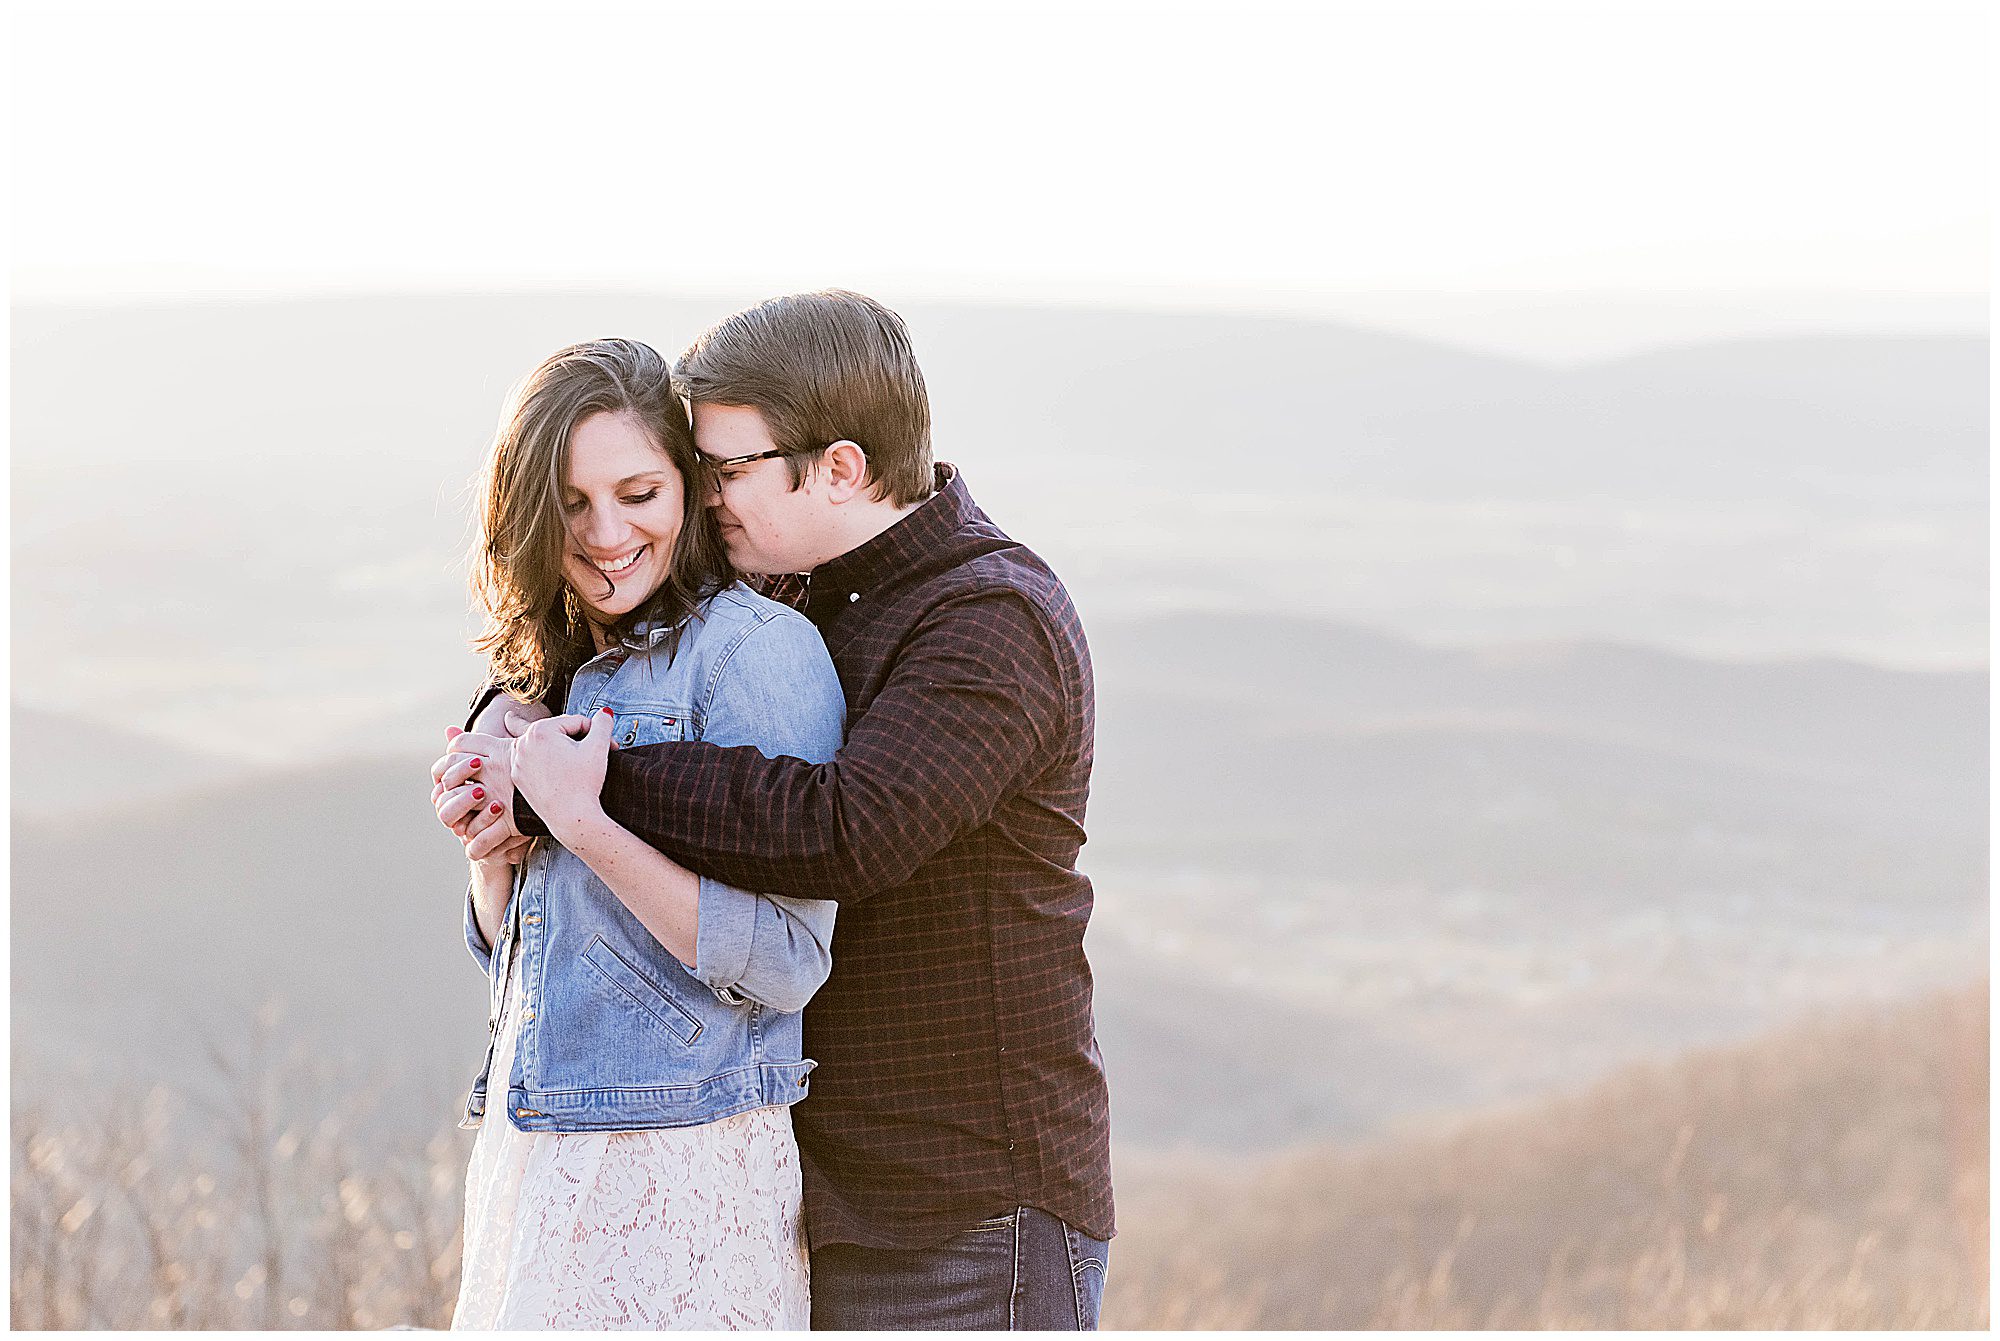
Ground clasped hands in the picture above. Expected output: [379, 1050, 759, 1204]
[431, 702, 621, 864]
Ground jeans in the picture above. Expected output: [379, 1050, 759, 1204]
[809, 1206, 1109, 1330]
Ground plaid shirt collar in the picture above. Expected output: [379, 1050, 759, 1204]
[811, 463, 966, 598]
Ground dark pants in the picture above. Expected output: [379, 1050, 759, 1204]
[809, 1206, 1108, 1330]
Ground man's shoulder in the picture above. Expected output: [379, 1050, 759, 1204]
[874, 468, 1087, 657]
[949, 544, 1071, 614]
[916, 530, 1088, 668]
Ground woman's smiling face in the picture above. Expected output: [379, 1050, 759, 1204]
[559, 410, 684, 623]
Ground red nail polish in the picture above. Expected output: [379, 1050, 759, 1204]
[490, 803, 503, 814]
[472, 788, 485, 800]
[599, 706, 614, 716]
[468, 758, 481, 769]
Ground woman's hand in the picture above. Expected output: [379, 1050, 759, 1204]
[473, 830, 535, 871]
[433, 729, 517, 841]
[512, 709, 616, 839]
[432, 696, 552, 851]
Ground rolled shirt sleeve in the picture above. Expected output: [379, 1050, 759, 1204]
[679, 606, 846, 1009]
[464, 881, 495, 975]
[693, 875, 835, 1012]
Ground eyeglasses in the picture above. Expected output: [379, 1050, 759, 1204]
[695, 440, 861, 493]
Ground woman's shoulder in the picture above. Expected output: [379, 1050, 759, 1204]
[674, 581, 816, 658]
[626, 581, 827, 687]
[697, 580, 810, 632]
[690, 586, 844, 756]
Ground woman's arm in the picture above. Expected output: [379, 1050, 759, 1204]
[510, 613, 847, 1011]
[552, 804, 701, 966]
[515, 713, 835, 1012]
[512, 710, 700, 966]
[538, 809, 839, 1014]
[440, 696, 549, 966]
[470, 690, 551, 739]
[466, 849, 518, 963]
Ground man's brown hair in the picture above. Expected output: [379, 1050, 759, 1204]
[674, 289, 935, 507]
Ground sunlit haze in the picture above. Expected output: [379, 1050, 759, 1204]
[11, 0, 1987, 360]
[11, 7, 1990, 1330]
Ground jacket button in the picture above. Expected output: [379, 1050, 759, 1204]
[848, 592, 860, 603]
[797, 1076, 808, 1087]
[522, 1009, 535, 1022]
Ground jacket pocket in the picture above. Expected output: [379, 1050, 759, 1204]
[612, 710, 689, 749]
[582, 936, 705, 1046]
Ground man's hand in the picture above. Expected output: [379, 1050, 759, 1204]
[511, 709, 616, 840]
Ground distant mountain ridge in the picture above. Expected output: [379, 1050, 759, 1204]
[1088, 613, 1985, 917]
[1092, 612, 1987, 791]
[13, 618, 1984, 1148]
[13, 300, 1986, 507]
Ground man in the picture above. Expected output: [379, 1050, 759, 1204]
[440, 290, 1113, 1329]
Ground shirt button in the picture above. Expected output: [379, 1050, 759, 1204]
[848, 592, 859, 603]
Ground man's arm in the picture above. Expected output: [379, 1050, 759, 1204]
[507, 589, 1068, 904]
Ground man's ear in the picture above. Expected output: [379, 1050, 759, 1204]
[820, 439, 872, 503]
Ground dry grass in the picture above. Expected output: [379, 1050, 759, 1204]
[1104, 982, 1988, 1328]
[12, 1012, 469, 1330]
[13, 985, 1986, 1329]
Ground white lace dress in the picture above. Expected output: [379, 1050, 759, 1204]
[451, 947, 810, 1330]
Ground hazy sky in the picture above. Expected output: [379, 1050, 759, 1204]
[11, 0, 1989, 360]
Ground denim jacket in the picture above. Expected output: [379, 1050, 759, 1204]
[460, 583, 846, 1133]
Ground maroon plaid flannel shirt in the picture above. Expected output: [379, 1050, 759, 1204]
[510, 465, 1114, 1250]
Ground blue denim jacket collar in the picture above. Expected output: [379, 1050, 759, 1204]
[616, 615, 684, 652]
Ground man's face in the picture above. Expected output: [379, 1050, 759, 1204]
[692, 402, 830, 576]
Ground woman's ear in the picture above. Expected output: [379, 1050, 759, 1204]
[821, 439, 871, 502]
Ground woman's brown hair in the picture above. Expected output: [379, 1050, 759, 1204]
[472, 338, 732, 703]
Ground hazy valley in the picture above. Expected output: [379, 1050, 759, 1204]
[10, 293, 1987, 1325]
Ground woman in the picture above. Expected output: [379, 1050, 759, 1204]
[431, 338, 843, 1329]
